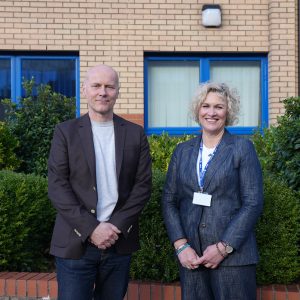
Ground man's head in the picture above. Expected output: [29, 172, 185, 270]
[83, 64, 119, 122]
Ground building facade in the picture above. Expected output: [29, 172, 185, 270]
[0, 0, 298, 135]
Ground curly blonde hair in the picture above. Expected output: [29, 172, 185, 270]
[191, 82, 240, 126]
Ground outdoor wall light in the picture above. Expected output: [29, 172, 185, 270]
[202, 4, 222, 27]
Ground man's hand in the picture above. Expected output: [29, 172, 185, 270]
[89, 222, 121, 249]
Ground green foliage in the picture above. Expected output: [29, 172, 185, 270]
[148, 133, 194, 172]
[130, 169, 179, 282]
[131, 166, 300, 284]
[0, 170, 56, 271]
[0, 122, 20, 170]
[253, 97, 300, 192]
[3, 79, 76, 176]
[256, 174, 300, 284]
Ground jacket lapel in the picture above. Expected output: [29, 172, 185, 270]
[203, 130, 234, 191]
[78, 114, 97, 183]
[189, 136, 202, 191]
[113, 114, 126, 181]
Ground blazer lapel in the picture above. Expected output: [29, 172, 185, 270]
[113, 114, 126, 181]
[189, 136, 202, 191]
[78, 114, 97, 183]
[203, 130, 234, 191]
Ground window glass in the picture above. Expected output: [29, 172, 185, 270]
[21, 59, 76, 97]
[148, 61, 199, 127]
[210, 61, 261, 126]
[0, 59, 11, 120]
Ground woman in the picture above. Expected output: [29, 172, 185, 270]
[162, 82, 263, 300]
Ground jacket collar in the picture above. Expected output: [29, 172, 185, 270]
[190, 129, 234, 192]
[77, 113, 126, 182]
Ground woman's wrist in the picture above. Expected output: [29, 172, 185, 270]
[174, 239, 188, 250]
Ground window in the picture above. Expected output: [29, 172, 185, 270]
[145, 54, 268, 135]
[0, 53, 80, 120]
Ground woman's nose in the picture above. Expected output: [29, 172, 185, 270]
[207, 107, 216, 116]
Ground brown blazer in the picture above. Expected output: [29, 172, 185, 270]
[48, 113, 152, 259]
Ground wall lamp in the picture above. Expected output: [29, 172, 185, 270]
[202, 4, 222, 28]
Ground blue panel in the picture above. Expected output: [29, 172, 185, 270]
[147, 126, 261, 136]
[0, 55, 79, 115]
[144, 54, 269, 136]
[76, 57, 80, 117]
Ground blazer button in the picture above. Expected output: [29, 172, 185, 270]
[74, 229, 82, 237]
[127, 225, 133, 233]
[91, 209, 96, 214]
[93, 186, 96, 192]
[200, 223, 206, 228]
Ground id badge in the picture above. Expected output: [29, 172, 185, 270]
[193, 192, 212, 206]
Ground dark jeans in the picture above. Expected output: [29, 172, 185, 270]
[179, 264, 257, 300]
[55, 244, 131, 300]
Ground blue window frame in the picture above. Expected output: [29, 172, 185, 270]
[144, 54, 268, 135]
[0, 53, 80, 119]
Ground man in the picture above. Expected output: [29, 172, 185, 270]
[48, 64, 152, 300]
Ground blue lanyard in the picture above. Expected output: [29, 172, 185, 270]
[198, 141, 219, 192]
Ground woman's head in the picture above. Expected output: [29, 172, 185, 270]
[191, 82, 240, 127]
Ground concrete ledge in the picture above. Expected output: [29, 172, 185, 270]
[0, 272, 300, 300]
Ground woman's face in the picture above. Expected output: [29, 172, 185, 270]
[198, 91, 228, 135]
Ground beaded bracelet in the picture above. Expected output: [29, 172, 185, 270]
[175, 243, 191, 256]
[215, 242, 227, 258]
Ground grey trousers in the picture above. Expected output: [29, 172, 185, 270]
[179, 264, 257, 300]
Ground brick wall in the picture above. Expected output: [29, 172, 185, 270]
[0, 272, 300, 300]
[0, 0, 298, 125]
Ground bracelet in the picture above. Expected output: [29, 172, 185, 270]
[175, 243, 190, 256]
[215, 242, 227, 258]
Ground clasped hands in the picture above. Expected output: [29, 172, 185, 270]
[177, 243, 225, 270]
[89, 222, 121, 250]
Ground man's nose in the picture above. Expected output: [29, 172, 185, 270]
[98, 86, 107, 95]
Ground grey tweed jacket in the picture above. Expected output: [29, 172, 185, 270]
[162, 129, 263, 266]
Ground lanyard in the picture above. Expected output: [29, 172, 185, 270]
[198, 140, 219, 192]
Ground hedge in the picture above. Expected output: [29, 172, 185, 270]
[130, 170, 300, 285]
[0, 169, 299, 284]
[0, 170, 56, 271]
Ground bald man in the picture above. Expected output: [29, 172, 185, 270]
[48, 64, 152, 300]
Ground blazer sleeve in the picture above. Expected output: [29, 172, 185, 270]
[221, 139, 263, 249]
[48, 124, 99, 242]
[109, 129, 152, 238]
[162, 145, 187, 244]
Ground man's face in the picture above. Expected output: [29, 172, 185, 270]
[83, 66, 119, 121]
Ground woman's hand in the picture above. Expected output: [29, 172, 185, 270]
[196, 243, 226, 269]
[177, 246, 202, 270]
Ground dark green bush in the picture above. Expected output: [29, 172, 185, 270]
[0, 170, 56, 271]
[131, 168, 300, 284]
[0, 121, 20, 171]
[130, 169, 178, 282]
[3, 79, 76, 176]
[256, 174, 300, 284]
[253, 97, 300, 192]
[148, 133, 193, 172]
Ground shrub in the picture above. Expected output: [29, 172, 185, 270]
[130, 169, 178, 282]
[3, 79, 76, 176]
[0, 121, 20, 171]
[0, 170, 56, 271]
[148, 133, 193, 172]
[256, 174, 300, 284]
[131, 169, 300, 284]
[253, 97, 300, 192]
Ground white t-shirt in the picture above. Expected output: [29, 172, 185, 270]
[91, 120, 118, 222]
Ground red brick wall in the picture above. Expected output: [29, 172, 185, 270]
[1, 272, 300, 300]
